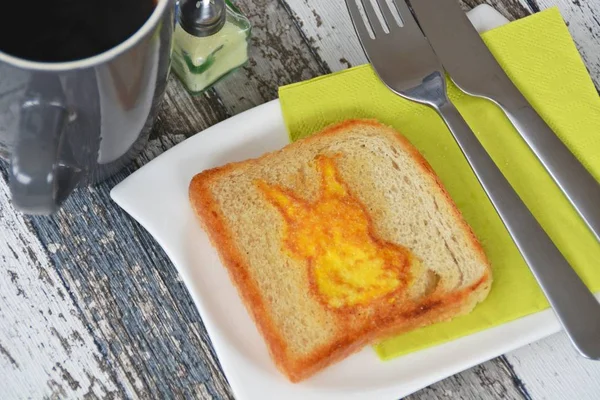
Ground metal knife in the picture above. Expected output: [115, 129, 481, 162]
[410, 0, 600, 244]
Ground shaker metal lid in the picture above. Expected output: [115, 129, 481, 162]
[178, 0, 226, 37]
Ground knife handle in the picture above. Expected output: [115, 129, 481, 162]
[497, 99, 600, 243]
[436, 100, 600, 360]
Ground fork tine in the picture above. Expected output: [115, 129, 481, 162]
[359, 0, 386, 37]
[375, 0, 400, 30]
[390, 0, 419, 29]
[345, 0, 375, 41]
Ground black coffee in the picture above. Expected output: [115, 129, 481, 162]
[0, 0, 157, 62]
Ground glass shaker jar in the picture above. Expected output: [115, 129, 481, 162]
[172, 0, 251, 94]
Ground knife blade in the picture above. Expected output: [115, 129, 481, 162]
[410, 0, 600, 244]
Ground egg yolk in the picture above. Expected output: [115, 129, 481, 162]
[257, 155, 413, 309]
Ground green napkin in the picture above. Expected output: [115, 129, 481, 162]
[278, 8, 600, 360]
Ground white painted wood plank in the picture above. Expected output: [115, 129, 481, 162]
[0, 177, 120, 398]
[213, 0, 326, 114]
[283, 0, 366, 71]
[15, 79, 235, 399]
[506, 332, 600, 399]
[0, 1, 597, 398]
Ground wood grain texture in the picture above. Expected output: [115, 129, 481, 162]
[0, 77, 234, 398]
[0, 174, 120, 399]
[1, 0, 600, 398]
[506, 332, 600, 400]
[281, 0, 366, 71]
[0, 1, 326, 397]
[212, 0, 327, 114]
[405, 357, 528, 400]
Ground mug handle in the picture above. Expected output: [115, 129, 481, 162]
[9, 74, 82, 214]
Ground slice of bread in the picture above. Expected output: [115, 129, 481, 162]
[189, 120, 492, 382]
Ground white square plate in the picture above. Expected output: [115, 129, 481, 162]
[110, 6, 589, 399]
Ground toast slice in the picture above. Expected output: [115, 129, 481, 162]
[189, 120, 492, 382]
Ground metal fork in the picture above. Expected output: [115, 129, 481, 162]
[345, 0, 600, 359]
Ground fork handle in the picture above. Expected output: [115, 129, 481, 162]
[436, 100, 600, 359]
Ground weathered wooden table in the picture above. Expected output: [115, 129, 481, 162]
[2, 0, 600, 398]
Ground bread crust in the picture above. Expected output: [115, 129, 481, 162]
[189, 120, 492, 382]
